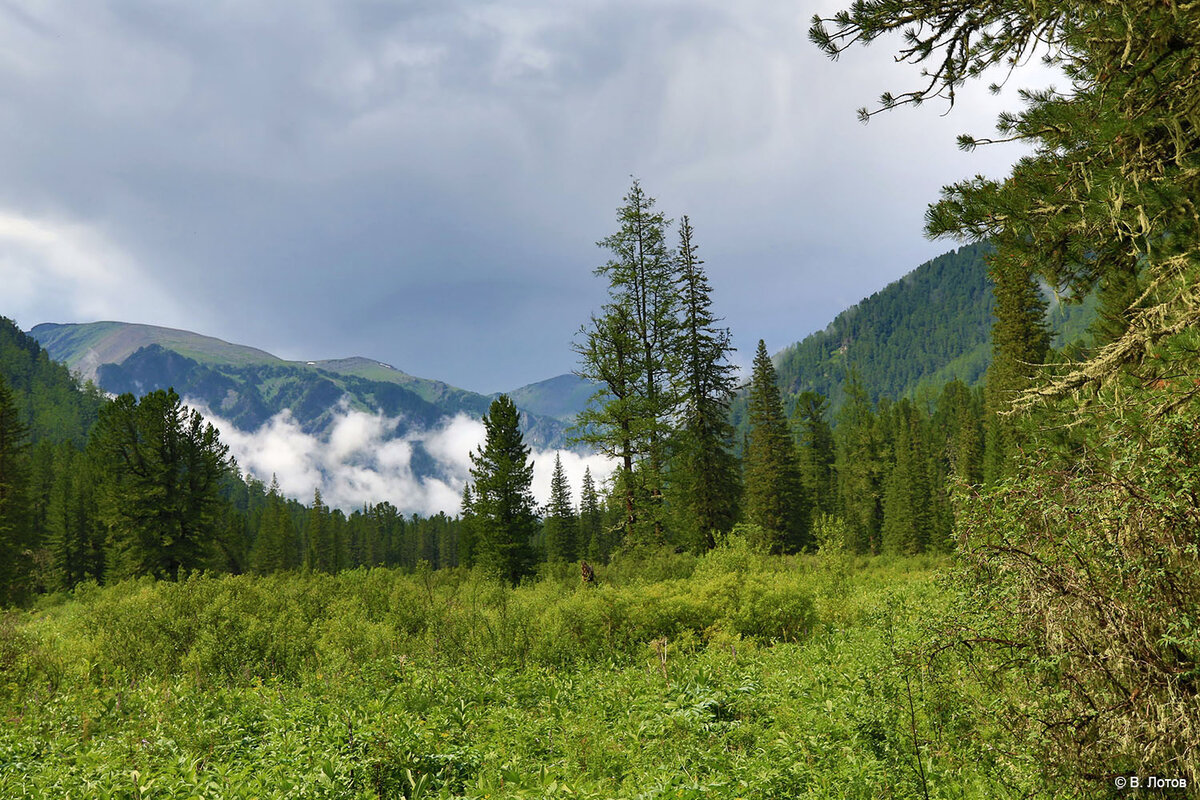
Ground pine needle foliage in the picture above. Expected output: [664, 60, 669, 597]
[743, 341, 808, 553]
[466, 395, 537, 584]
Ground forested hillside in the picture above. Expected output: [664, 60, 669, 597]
[758, 243, 1095, 418]
[0, 318, 103, 447]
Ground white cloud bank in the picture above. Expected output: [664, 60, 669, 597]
[198, 398, 614, 517]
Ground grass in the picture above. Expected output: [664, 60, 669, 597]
[0, 545, 1015, 798]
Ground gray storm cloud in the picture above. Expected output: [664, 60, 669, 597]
[0, 0, 1055, 393]
[198, 398, 614, 516]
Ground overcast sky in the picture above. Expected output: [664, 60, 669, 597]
[0, 0, 1048, 393]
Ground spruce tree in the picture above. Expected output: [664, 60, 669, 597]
[834, 373, 883, 553]
[983, 254, 1050, 483]
[252, 476, 296, 574]
[458, 485, 477, 568]
[792, 391, 835, 520]
[0, 375, 31, 604]
[46, 444, 103, 589]
[578, 467, 604, 561]
[743, 340, 808, 552]
[880, 400, 932, 554]
[542, 453, 577, 562]
[466, 395, 537, 584]
[305, 488, 333, 573]
[669, 216, 740, 550]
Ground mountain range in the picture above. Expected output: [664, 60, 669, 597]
[26, 241, 1097, 459]
[29, 321, 592, 451]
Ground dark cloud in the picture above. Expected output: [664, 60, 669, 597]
[0, 0, 1052, 391]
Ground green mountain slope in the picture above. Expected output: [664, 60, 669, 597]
[0, 317, 103, 447]
[29, 322, 570, 449]
[502, 373, 597, 423]
[774, 243, 997, 408]
[731, 243, 1096, 432]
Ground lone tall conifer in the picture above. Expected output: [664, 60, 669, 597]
[466, 395, 536, 584]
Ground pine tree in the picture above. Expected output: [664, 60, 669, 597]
[466, 395, 537, 584]
[578, 467, 604, 561]
[0, 375, 31, 604]
[458, 485, 477, 568]
[835, 373, 883, 553]
[88, 389, 231, 581]
[814, 3, 1200, 786]
[743, 340, 808, 553]
[252, 476, 296, 574]
[45, 444, 103, 589]
[983, 254, 1050, 483]
[792, 391, 835, 520]
[543, 453, 577, 562]
[669, 216, 741, 550]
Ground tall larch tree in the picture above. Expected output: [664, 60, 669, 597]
[574, 306, 640, 542]
[743, 340, 808, 553]
[575, 180, 680, 547]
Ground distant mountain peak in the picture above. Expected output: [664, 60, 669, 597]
[27, 320, 580, 450]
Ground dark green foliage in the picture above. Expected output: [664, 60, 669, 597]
[251, 477, 298, 574]
[0, 376, 31, 605]
[880, 400, 933, 555]
[458, 485, 477, 568]
[668, 217, 741, 551]
[44, 444, 104, 590]
[743, 341, 807, 553]
[982, 254, 1050, 483]
[773, 244, 997, 411]
[934, 380, 983, 486]
[542, 453, 576, 563]
[0, 317, 102, 448]
[466, 395, 537, 584]
[834, 375, 883, 553]
[88, 389, 233, 581]
[815, 0, 1200, 789]
[792, 391, 835, 520]
[574, 180, 680, 546]
[304, 488, 335, 573]
[578, 467, 606, 561]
